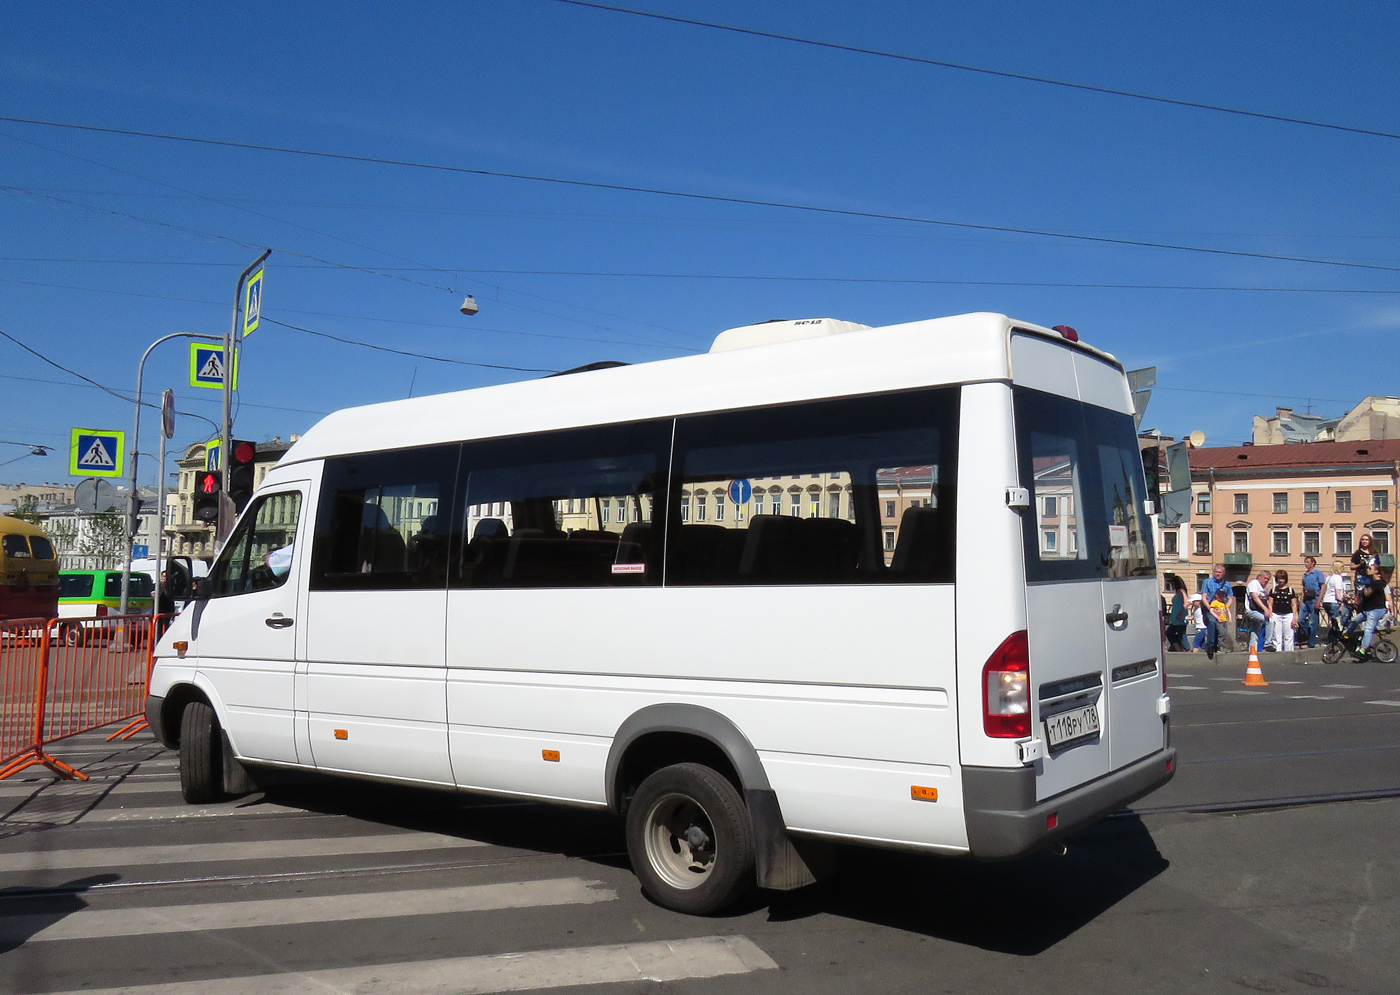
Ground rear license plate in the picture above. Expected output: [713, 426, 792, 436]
[1044, 703, 1100, 749]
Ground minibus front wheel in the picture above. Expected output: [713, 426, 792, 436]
[178, 700, 224, 804]
[626, 762, 755, 915]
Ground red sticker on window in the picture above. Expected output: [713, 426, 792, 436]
[611, 563, 646, 574]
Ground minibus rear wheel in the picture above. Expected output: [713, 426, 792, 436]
[625, 762, 755, 915]
[178, 700, 224, 804]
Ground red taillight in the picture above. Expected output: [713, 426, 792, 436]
[95, 604, 107, 617]
[983, 630, 1031, 738]
[1052, 324, 1079, 342]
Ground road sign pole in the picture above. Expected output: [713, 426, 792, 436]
[220, 250, 270, 546]
[118, 333, 220, 617]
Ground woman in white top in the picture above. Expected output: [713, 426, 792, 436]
[1322, 560, 1349, 638]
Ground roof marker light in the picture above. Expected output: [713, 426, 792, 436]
[1052, 325, 1079, 342]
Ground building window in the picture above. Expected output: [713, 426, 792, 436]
[1234, 493, 1249, 515]
[1374, 531, 1391, 555]
[1272, 531, 1288, 555]
[695, 495, 707, 522]
[829, 494, 840, 518]
[1302, 491, 1319, 513]
[1337, 491, 1352, 513]
[1197, 493, 1210, 515]
[1336, 530, 1353, 555]
[1043, 529, 1058, 552]
[715, 495, 725, 521]
[1195, 531, 1211, 554]
[1373, 490, 1389, 512]
[1043, 496, 1058, 518]
[1303, 531, 1320, 556]
[1068, 528, 1078, 552]
[885, 500, 896, 519]
[1161, 530, 1178, 555]
[1233, 531, 1248, 553]
[1273, 493, 1288, 514]
[601, 501, 610, 524]
[790, 493, 801, 516]
[884, 530, 896, 552]
[753, 494, 764, 515]
[809, 495, 820, 518]
[680, 499, 690, 522]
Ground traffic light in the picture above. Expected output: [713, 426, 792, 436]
[193, 471, 222, 523]
[228, 440, 257, 513]
[1140, 446, 1161, 495]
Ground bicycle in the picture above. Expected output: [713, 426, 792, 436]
[1322, 623, 1398, 664]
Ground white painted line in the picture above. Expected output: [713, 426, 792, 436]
[1166, 673, 1192, 678]
[6, 878, 616, 943]
[41, 935, 778, 995]
[0, 778, 180, 798]
[0, 831, 487, 872]
[1221, 690, 1269, 696]
[1322, 684, 1365, 689]
[1364, 700, 1400, 707]
[1209, 677, 1241, 682]
[1287, 695, 1344, 700]
[68, 802, 306, 823]
[1168, 685, 1209, 691]
[1268, 681, 1304, 685]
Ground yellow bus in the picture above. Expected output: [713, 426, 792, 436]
[0, 515, 60, 623]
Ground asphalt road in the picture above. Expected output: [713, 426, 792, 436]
[0, 659, 1396, 995]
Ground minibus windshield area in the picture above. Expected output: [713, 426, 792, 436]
[1014, 386, 1154, 581]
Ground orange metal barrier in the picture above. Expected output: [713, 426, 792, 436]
[0, 613, 173, 781]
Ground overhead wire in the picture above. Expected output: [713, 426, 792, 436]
[548, 0, 1400, 143]
[1, 115, 1397, 274]
[262, 318, 557, 373]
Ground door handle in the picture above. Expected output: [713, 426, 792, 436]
[265, 615, 294, 629]
[1106, 604, 1128, 630]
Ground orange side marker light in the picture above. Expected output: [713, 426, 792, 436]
[172, 641, 188, 658]
[334, 729, 348, 740]
[910, 785, 938, 802]
[542, 750, 560, 762]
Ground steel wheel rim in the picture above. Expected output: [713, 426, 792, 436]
[643, 791, 716, 890]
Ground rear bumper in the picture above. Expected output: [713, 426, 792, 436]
[962, 747, 1176, 859]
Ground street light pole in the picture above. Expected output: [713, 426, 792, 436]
[119, 332, 221, 617]
[219, 250, 271, 546]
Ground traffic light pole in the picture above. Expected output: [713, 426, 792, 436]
[119, 332, 220, 617]
[219, 250, 271, 547]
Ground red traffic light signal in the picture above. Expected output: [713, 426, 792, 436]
[229, 440, 257, 513]
[193, 470, 222, 523]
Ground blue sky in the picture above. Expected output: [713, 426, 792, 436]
[2, 0, 1398, 485]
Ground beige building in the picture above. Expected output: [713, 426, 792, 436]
[1155, 439, 1400, 592]
[1252, 396, 1400, 446]
[0, 482, 76, 514]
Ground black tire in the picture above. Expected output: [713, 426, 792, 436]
[1321, 641, 1345, 665]
[625, 762, 755, 916]
[59, 624, 83, 647]
[178, 700, 224, 804]
[1372, 638, 1398, 664]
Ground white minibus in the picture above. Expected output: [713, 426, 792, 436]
[146, 312, 1174, 915]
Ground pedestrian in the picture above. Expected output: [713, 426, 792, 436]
[1200, 564, 1235, 660]
[1322, 559, 1350, 641]
[1299, 555, 1325, 648]
[1269, 569, 1297, 652]
[1189, 593, 1208, 652]
[1348, 561, 1393, 660]
[1352, 533, 1379, 581]
[1166, 577, 1188, 651]
[1245, 569, 1272, 652]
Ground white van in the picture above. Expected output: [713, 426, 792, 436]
[146, 312, 1174, 914]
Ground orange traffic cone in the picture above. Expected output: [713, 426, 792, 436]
[1243, 646, 1269, 687]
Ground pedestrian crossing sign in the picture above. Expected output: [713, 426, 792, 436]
[205, 439, 222, 471]
[69, 427, 124, 477]
[189, 342, 239, 390]
[243, 268, 263, 337]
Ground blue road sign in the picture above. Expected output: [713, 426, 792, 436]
[132, 545, 149, 559]
[243, 268, 264, 337]
[206, 439, 222, 471]
[728, 478, 753, 505]
[69, 428, 124, 478]
[189, 343, 238, 390]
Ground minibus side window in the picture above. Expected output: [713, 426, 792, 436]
[59, 574, 93, 599]
[451, 420, 671, 589]
[669, 387, 958, 586]
[311, 445, 459, 591]
[206, 492, 302, 597]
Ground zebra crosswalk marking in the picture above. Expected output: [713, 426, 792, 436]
[40, 935, 778, 995]
[0, 831, 486, 872]
[2, 878, 616, 943]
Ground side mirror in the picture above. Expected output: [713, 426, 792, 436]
[190, 576, 210, 600]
